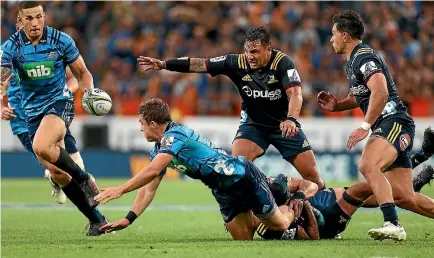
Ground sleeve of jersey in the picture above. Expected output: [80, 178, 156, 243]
[356, 57, 383, 83]
[157, 131, 187, 157]
[277, 55, 302, 90]
[59, 32, 80, 64]
[206, 54, 237, 77]
[149, 147, 167, 176]
[0, 41, 16, 68]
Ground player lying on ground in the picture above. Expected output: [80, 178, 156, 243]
[0, 1, 107, 236]
[0, 13, 86, 204]
[267, 163, 434, 240]
[94, 98, 319, 240]
[317, 10, 431, 241]
[137, 26, 326, 190]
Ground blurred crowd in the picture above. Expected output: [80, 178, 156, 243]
[2, 1, 433, 118]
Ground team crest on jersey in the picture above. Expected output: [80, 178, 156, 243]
[267, 75, 278, 84]
[161, 136, 174, 148]
[47, 51, 58, 59]
[399, 134, 411, 151]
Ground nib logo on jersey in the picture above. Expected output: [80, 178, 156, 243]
[242, 86, 282, 101]
[23, 61, 55, 80]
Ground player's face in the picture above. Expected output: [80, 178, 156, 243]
[244, 40, 271, 70]
[330, 24, 345, 54]
[20, 6, 45, 39]
[139, 117, 158, 142]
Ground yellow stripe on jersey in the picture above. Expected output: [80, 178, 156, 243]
[354, 48, 373, 58]
[257, 223, 267, 235]
[238, 54, 247, 69]
[271, 52, 285, 70]
[387, 122, 402, 143]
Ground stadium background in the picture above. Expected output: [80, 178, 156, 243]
[1, 1, 433, 180]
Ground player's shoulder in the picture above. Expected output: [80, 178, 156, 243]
[46, 26, 73, 46]
[351, 44, 379, 66]
[271, 49, 294, 71]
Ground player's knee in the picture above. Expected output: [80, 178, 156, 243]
[33, 141, 57, 162]
[358, 160, 376, 177]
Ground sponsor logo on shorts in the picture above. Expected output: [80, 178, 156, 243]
[262, 204, 270, 214]
[235, 131, 242, 138]
[373, 128, 383, 134]
[399, 134, 411, 151]
[302, 140, 309, 148]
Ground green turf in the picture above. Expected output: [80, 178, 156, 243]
[2, 179, 434, 258]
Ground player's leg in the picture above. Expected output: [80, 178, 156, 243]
[411, 127, 434, 169]
[269, 129, 325, 189]
[385, 167, 434, 218]
[232, 124, 269, 161]
[224, 211, 259, 240]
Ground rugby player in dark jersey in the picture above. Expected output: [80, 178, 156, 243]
[137, 26, 325, 191]
[317, 10, 434, 241]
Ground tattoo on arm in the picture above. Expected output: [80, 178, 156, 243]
[189, 58, 207, 73]
[1, 68, 11, 82]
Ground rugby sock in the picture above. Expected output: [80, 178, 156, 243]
[53, 147, 89, 183]
[380, 202, 399, 226]
[62, 179, 105, 223]
[411, 151, 430, 169]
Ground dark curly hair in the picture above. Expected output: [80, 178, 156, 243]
[332, 10, 364, 40]
[245, 26, 271, 45]
[137, 98, 172, 124]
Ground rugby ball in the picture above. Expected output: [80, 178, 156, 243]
[82, 88, 112, 116]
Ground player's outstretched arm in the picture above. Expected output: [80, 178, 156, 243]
[138, 56, 208, 73]
[99, 175, 163, 233]
[68, 55, 94, 92]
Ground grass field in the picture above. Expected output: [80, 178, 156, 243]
[2, 179, 434, 258]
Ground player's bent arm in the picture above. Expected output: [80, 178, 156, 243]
[65, 67, 79, 94]
[119, 153, 173, 195]
[286, 86, 303, 118]
[131, 175, 164, 216]
[335, 92, 359, 112]
[300, 201, 320, 240]
[363, 73, 388, 125]
[68, 55, 94, 92]
[288, 178, 319, 199]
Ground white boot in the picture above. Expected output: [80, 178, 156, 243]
[368, 221, 407, 241]
[44, 170, 67, 204]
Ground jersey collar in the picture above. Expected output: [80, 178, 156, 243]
[262, 49, 277, 71]
[20, 26, 48, 45]
[349, 42, 364, 60]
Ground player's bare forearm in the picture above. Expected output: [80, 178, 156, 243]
[120, 167, 160, 195]
[290, 178, 319, 199]
[68, 56, 94, 92]
[286, 86, 303, 118]
[1, 67, 11, 82]
[302, 202, 320, 240]
[131, 176, 162, 216]
[189, 58, 208, 73]
[335, 93, 358, 112]
[65, 67, 79, 94]
[364, 73, 388, 124]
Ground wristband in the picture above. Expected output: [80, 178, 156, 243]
[286, 116, 301, 128]
[291, 191, 306, 200]
[165, 58, 190, 72]
[125, 211, 138, 224]
[361, 121, 371, 131]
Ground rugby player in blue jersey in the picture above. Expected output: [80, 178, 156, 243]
[0, 1, 107, 235]
[95, 98, 320, 241]
[0, 13, 88, 205]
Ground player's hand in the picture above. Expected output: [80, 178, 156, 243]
[288, 199, 304, 220]
[137, 56, 165, 72]
[94, 186, 123, 204]
[0, 73, 14, 98]
[99, 218, 130, 233]
[347, 128, 369, 150]
[280, 120, 299, 138]
[1, 107, 16, 120]
[317, 91, 338, 112]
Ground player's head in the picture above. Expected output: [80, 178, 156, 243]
[330, 10, 364, 54]
[137, 98, 172, 142]
[18, 1, 45, 39]
[244, 26, 272, 70]
[16, 14, 23, 31]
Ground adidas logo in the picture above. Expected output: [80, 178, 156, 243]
[302, 140, 309, 148]
[373, 128, 383, 134]
[242, 74, 252, 81]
